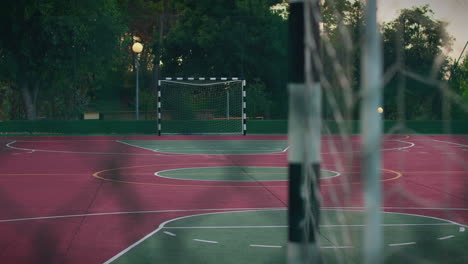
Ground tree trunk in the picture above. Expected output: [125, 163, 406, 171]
[20, 81, 39, 120]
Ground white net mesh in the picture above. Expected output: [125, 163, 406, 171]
[298, 0, 468, 263]
[158, 79, 245, 134]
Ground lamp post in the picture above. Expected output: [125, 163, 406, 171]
[132, 42, 143, 120]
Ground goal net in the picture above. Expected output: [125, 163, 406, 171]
[157, 78, 246, 135]
[289, 0, 468, 264]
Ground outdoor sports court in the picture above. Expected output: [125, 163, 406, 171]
[0, 134, 467, 263]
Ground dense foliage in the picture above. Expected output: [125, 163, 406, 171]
[0, 0, 465, 120]
[0, 0, 127, 120]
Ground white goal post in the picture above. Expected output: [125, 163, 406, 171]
[157, 77, 247, 135]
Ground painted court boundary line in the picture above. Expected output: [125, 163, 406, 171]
[432, 139, 468, 148]
[3, 207, 468, 223]
[0, 207, 284, 223]
[4, 138, 417, 156]
[5, 141, 171, 156]
[163, 223, 455, 229]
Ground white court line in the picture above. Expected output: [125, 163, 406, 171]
[163, 231, 176, 237]
[3, 207, 467, 224]
[5, 141, 169, 156]
[250, 244, 282, 248]
[3, 207, 468, 223]
[282, 146, 290, 152]
[432, 139, 468, 148]
[322, 223, 454, 227]
[154, 166, 340, 182]
[438, 235, 455, 240]
[391, 140, 416, 151]
[103, 208, 468, 263]
[321, 139, 415, 154]
[6, 140, 289, 156]
[321, 246, 353, 249]
[5, 139, 416, 156]
[116, 140, 160, 153]
[322, 206, 468, 211]
[164, 223, 454, 229]
[154, 166, 289, 182]
[193, 239, 218, 244]
[165, 225, 287, 229]
[123, 140, 289, 156]
[0, 207, 285, 223]
[389, 242, 416, 247]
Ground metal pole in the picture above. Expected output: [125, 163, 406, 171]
[242, 80, 247, 135]
[361, 0, 383, 263]
[287, 0, 322, 263]
[303, 0, 322, 261]
[227, 90, 230, 120]
[136, 54, 140, 120]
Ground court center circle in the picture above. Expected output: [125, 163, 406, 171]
[155, 166, 340, 182]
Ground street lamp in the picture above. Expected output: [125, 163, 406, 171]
[132, 42, 143, 120]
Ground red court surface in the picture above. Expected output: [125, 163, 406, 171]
[0, 135, 467, 263]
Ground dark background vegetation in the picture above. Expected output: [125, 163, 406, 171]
[0, 0, 466, 121]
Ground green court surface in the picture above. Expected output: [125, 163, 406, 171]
[119, 140, 289, 154]
[108, 210, 468, 264]
[156, 166, 339, 181]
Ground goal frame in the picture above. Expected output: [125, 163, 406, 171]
[157, 77, 247, 136]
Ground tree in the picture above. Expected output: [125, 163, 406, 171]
[154, 0, 287, 118]
[382, 5, 452, 120]
[449, 53, 468, 119]
[321, 0, 365, 120]
[0, 0, 126, 120]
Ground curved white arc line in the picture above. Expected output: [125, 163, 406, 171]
[321, 139, 415, 154]
[155, 166, 289, 182]
[154, 166, 340, 182]
[103, 208, 467, 263]
[381, 210, 468, 228]
[391, 140, 416, 150]
[6, 139, 416, 156]
[103, 209, 286, 264]
[2, 207, 467, 224]
[432, 139, 468, 148]
[143, 148, 287, 156]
